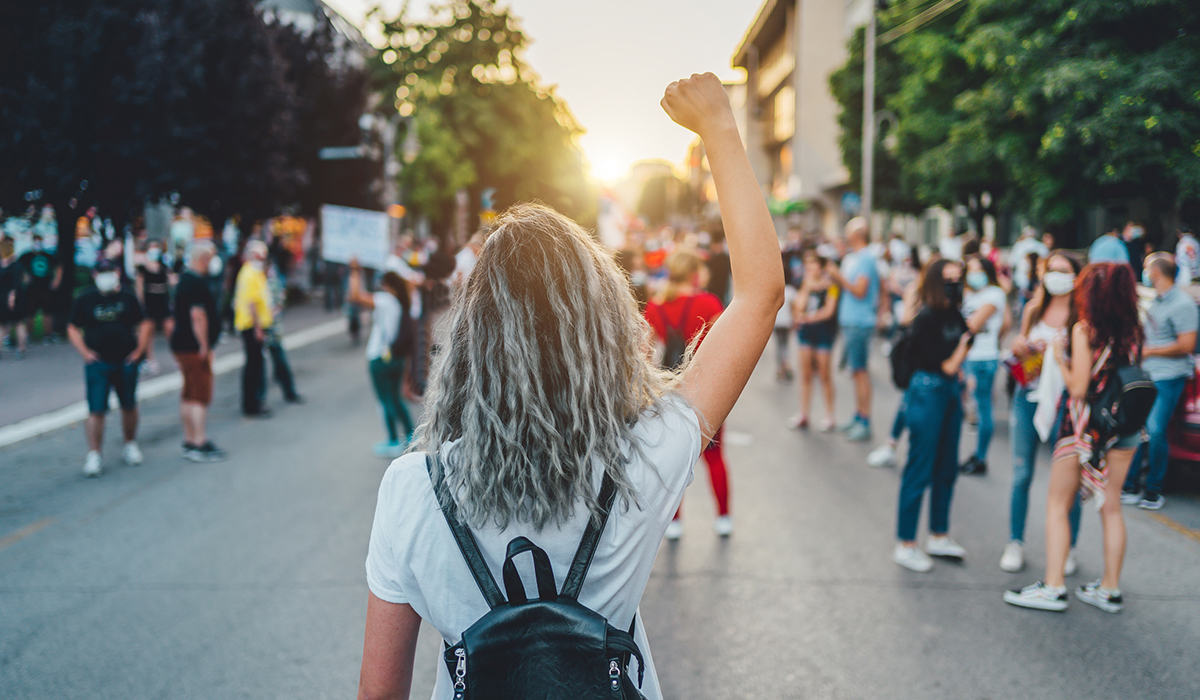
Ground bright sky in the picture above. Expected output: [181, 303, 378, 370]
[323, 0, 761, 183]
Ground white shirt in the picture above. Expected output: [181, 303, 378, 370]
[963, 285, 1006, 361]
[1177, 234, 1200, 285]
[365, 292, 402, 361]
[1010, 237, 1049, 290]
[365, 396, 701, 700]
[453, 246, 478, 286]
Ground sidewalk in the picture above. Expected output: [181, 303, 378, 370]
[0, 302, 349, 435]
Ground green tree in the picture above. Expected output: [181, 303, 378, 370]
[959, 0, 1200, 235]
[373, 0, 594, 238]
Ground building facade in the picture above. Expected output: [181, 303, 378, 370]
[733, 0, 872, 238]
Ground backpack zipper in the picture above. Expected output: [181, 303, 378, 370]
[609, 658, 621, 694]
[453, 647, 466, 700]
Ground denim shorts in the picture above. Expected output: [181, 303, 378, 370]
[1111, 430, 1143, 450]
[798, 324, 836, 351]
[840, 325, 874, 372]
[85, 360, 140, 414]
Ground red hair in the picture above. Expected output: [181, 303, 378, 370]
[1074, 262, 1143, 359]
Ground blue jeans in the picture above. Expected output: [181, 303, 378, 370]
[890, 399, 906, 441]
[1010, 387, 1081, 544]
[840, 325, 873, 373]
[963, 359, 998, 461]
[369, 356, 414, 443]
[1124, 376, 1188, 495]
[897, 371, 962, 541]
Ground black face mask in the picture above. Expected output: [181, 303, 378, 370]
[943, 280, 964, 306]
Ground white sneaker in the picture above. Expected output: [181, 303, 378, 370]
[926, 535, 966, 559]
[713, 515, 733, 537]
[1000, 541, 1025, 572]
[664, 519, 683, 541]
[122, 442, 144, 466]
[1119, 490, 1142, 505]
[1064, 548, 1078, 577]
[893, 543, 933, 572]
[867, 443, 897, 468]
[1003, 581, 1069, 611]
[1075, 579, 1124, 613]
[83, 451, 102, 477]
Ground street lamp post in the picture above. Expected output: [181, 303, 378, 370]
[861, 4, 877, 237]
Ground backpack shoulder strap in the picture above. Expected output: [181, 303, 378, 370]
[559, 473, 618, 600]
[675, 295, 697, 333]
[425, 453, 506, 609]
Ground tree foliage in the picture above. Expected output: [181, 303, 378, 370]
[0, 0, 371, 231]
[831, 0, 1200, 234]
[373, 0, 594, 235]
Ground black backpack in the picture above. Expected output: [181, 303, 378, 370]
[426, 455, 647, 700]
[890, 325, 916, 389]
[1090, 360, 1157, 437]
[656, 296, 696, 371]
[389, 303, 416, 360]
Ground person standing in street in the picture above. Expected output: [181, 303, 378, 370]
[135, 241, 172, 375]
[791, 248, 839, 431]
[1088, 224, 1131, 265]
[959, 255, 1007, 476]
[67, 260, 151, 477]
[1001, 251, 1084, 574]
[234, 240, 273, 417]
[892, 259, 972, 572]
[348, 260, 416, 458]
[825, 217, 880, 442]
[1175, 224, 1200, 287]
[171, 241, 226, 462]
[358, 73, 784, 700]
[645, 248, 731, 539]
[1005, 263, 1144, 613]
[263, 250, 303, 406]
[0, 237, 28, 359]
[1121, 253, 1198, 510]
[18, 233, 61, 343]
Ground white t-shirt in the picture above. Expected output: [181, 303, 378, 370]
[365, 292, 402, 361]
[365, 396, 702, 700]
[1010, 237, 1049, 290]
[1177, 234, 1200, 285]
[963, 285, 1006, 361]
[453, 246, 478, 286]
[775, 285, 797, 328]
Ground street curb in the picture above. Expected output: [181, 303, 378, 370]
[0, 319, 346, 450]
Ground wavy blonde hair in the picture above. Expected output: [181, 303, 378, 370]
[414, 203, 678, 530]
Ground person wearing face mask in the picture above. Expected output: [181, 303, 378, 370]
[135, 242, 172, 375]
[233, 240, 275, 417]
[67, 260, 152, 477]
[959, 256, 1009, 476]
[892, 259, 972, 572]
[1121, 253, 1199, 511]
[18, 233, 62, 344]
[1001, 251, 1084, 573]
[1122, 220, 1147, 277]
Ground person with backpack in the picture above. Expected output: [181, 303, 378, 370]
[348, 259, 416, 459]
[893, 259, 972, 572]
[791, 247, 839, 431]
[358, 72, 785, 700]
[644, 247, 729, 539]
[1005, 263, 1147, 613]
[1001, 251, 1084, 574]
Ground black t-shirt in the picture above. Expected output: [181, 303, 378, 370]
[909, 306, 968, 377]
[170, 271, 219, 353]
[18, 250, 56, 289]
[706, 251, 731, 303]
[69, 289, 145, 363]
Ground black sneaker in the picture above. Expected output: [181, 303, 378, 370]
[959, 456, 987, 476]
[197, 442, 227, 462]
[1138, 492, 1164, 510]
[1003, 581, 1068, 611]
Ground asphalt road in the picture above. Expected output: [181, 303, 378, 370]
[1, 331, 1199, 700]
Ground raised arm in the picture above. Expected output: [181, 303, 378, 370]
[661, 73, 785, 443]
[347, 258, 376, 310]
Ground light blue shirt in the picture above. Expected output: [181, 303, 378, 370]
[1143, 286, 1199, 381]
[837, 248, 880, 328]
[1088, 234, 1130, 264]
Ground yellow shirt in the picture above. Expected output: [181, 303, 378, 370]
[233, 264, 273, 331]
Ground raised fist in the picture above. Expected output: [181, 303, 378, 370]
[661, 72, 736, 139]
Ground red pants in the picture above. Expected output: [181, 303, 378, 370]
[675, 425, 730, 518]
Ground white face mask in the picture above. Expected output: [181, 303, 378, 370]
[95, 272, 120, 294]
[146, 248, 162, 263]
[1043, 271, 1075, 297]
[208, 255, 224, 276]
